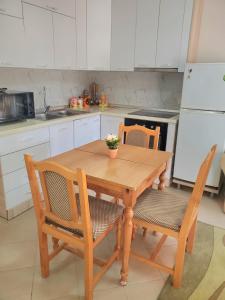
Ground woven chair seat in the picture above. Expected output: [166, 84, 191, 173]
[134, 189, 189, 231]
[47, 195, 123, 240]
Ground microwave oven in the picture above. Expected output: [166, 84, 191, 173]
[0, 89, 35, 124]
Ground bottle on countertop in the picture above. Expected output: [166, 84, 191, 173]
[89, 81, 99, 105]
[69, 96, 78, 108]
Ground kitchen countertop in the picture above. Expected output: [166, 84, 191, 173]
[0, 105, 179, 137]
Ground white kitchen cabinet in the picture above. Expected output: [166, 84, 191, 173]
[74, 116, 100, 148]
[135, 0, 160, 68]
[178, 0, 194, 72]
[0, 14, 26, 67]
[101, 115, 124, 140]
[49, 121, 74, 156]
[23, 3, 54, 69]
[53, 13, 76, 69]
[110, 0, 136, 71]
[87, 0, 111, 70]
[0, 0, 22, 18]
[0, 142, 50, 176]
[76, 0, 87, 70]
[156, 0, 186, 68]
[0, 127, 49, 156]
[0, 136, 50, 215]
[24, 0, 76, 18]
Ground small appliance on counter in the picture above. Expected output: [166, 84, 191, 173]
[0, 88, 35, 124]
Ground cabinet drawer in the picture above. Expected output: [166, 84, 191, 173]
[4, 184, 32, 210]
[0, 169, 29, 195]
[0, 143, 50, 176]
[0, 127, 49, 156]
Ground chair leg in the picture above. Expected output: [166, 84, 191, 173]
[96, 191, 101, 199]
[39, 231, 49, 278]
[173, 238, 186, 288]
[84, 246, 94, 300]
[115, 221, 122, 260]
[142, 227, 148, 238]
[186, 218, 197, 254]
[132, 224, 138, 240]
[113, 196, 119, 204]
[52, 237, 59, 250]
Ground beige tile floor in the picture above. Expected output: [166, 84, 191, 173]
[0, 188, 224, 300]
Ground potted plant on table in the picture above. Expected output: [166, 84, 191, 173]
[105, 134, 120, 159]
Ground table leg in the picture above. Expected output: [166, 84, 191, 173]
[159, 168, 166, 190]
[120, 206, 133, 286]
[120, 191, 135, 286]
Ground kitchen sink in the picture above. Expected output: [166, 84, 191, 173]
[35, 109, 89, 121]
[35, 112, 62, 121]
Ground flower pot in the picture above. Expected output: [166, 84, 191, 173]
[108, 148, 118, 159]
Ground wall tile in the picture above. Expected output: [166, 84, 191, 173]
[0, 68, 183, 110]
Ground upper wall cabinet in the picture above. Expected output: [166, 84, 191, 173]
[87, 0, 111, 70]
[156, 0, 186, 69]
[53, 13, 76, 69]
[23, 0, 76, 18]
[135, 0, 160, 68]
[76, 0, 87, 70]
[110, 0, 136, 71]
[0, 14, 26, 67]
[23, 3, 54, 69]
[135, 0, 193, 71]
[0, 0, 22, 18]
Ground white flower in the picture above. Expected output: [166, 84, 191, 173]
[105, 134, 118, 141]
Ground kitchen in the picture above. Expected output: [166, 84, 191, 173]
[0, 1, 225, 300]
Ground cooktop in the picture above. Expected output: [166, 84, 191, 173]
[129, 109, 178, 119]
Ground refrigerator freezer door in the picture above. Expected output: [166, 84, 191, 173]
[182, 63, 225, 111]
[174, 109, 225, 187]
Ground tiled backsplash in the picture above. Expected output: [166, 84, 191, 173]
[0, 68, 89, 111]
[0, 68, 183, 110]
[88, 71, 183, 109]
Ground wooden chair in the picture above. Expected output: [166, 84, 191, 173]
[131, 145, 217, 288]
[116, 122, 160, 206]
[24, 154, 123, 300]
[118, 123, 160, 150]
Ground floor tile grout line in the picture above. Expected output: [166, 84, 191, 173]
[30, 264, 36, 300]
[0, 262, 37, 273]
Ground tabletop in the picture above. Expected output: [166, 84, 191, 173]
[46, 140, 172, 191]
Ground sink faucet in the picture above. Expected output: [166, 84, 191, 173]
[43, 86, 51, 113]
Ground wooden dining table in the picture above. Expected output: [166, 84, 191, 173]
[46, 140, 172, 285]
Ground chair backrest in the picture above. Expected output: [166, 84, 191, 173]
[181, 145, 217, 233]
[118, 123, 160, 150]
[24, 154, 91, 238]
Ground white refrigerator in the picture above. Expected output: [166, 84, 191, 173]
[173, 63, 225, 190]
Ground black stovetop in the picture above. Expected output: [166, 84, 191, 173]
[128, 109, 178, 119]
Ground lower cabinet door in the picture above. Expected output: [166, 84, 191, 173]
[74, 116, 100, 148]
[100, 115, 124, 140]
[49, 121, 74, 156]
[89, 115, 100, 143]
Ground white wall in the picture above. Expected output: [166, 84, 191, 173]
[196, 0, 225, 62]
[0, 68, 183, 110]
